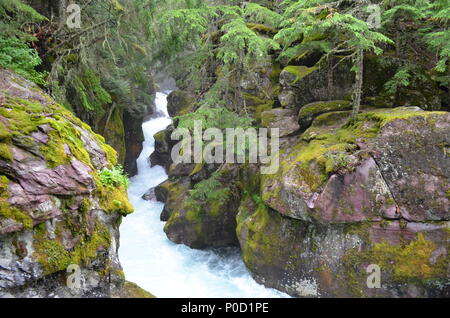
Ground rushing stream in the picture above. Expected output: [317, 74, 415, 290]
[118, 92, 288, 298]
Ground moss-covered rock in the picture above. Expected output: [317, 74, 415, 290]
[261, 108, 300, 137]
[163, 165, 241, 249]
[298, 100, 352, 129]
[237, 106, 449, 297]
[167, 90, 195, 117]
[155, 177, 191, 222]
[262, 107, 450, 223]
[150, 126, 175, 172]
[112, 281, 156, 298]
[278, 62, 354, 109]
[237, 197, 449, 297]
[0, 68, 134, 297]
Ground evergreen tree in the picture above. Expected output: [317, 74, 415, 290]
[0, 0, 47, 84]
[276, 0, 392, 116]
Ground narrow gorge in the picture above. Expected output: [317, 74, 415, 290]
[119, 92, 287, 297]
[0, 0, 449, 299]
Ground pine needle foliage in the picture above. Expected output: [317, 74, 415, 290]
[0, 0, 47, 84]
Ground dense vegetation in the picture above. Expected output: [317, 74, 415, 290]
[0, 0, 448, 299]
[1, 0, 448, 121]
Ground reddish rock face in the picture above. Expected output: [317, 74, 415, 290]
[367, 114, 450, 222]
[262, 111, 450, 225]
[314, 157, 395, 223]
[240, 110, 450, 298]
[0, 68, 131, 297]
[367, 221, 448, 245]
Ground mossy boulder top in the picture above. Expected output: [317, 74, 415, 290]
[262, 107, 450, 223]
[0, 68, 133, 297]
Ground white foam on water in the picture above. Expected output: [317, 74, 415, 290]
[118, 92, 289, 298]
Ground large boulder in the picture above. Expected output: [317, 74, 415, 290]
[278, 64, 353, 110]
[0, 69, 136, 298]
[262, 108, 450, 223]
[166, 90, 195, 117]
[149, 126, 174, 171]
[237, 197, 449, 297]
[155, 177, 191, 221]
[162, 165, 241, 249]
[238, 107, 450, 297]
[261, 108, 300, 137]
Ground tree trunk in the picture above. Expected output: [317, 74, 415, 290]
[327, 55, 334, 100]
[103, 103, 117, 136]
[352, 48, 364, 118]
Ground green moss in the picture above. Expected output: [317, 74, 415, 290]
[82, 69, 112, 106]
[0, 121, 11, 140]
[0, 143, 13, 161]
[357, 108, 447, 128]
[0, 95, 115, 169]
[270, 62, 282, 83]
[189, 161, 205, 176]
[340, 250, 366, 297]
[99, 142, 118, 166]
[0, 175, 33, 229]
[153, 130, 166, 144]
[33, 220, 112, 275]
[241, 92, 269, 106]
[117, 281, 156, 298]
[298, 100, 352, 121]
[101, 107, 125, 163]
[371, 233, 447, 282]
[237, 198, 283, 267]
[260, 109, 277, 128]
[343, 233, 449, 288]
[343, 221, 373, 244]
[254, 102, 273, 123]
[307, 111, 352, 129]
[241, 92, 274, 123]
[98, 185, 133, 215]
[0, 98, 44, 136]
[386, 197, 396, 205]
[37, 240, 72, 273]
[283, 65, 317, 84]
[79, 199, 91, 213]
[41, 116, 92, 168]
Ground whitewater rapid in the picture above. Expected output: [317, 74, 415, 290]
[118, 92, 288, 298]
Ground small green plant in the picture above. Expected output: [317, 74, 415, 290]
[188, 172, 230, 203]
[98, 165, 129, 188]
[175, 106, 253, 131]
